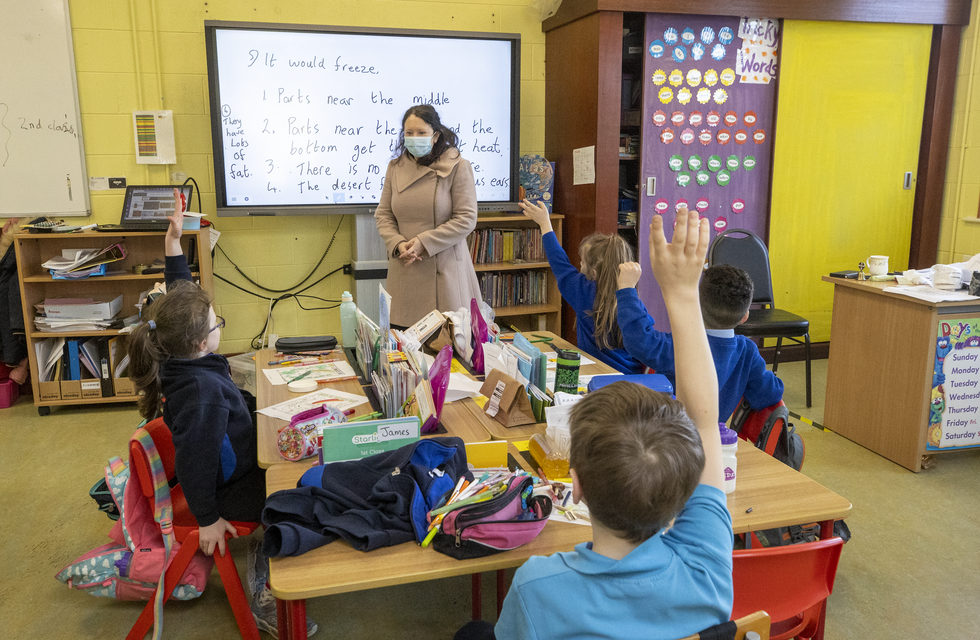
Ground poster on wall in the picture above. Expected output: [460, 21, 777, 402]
[639, 13, 779, 331]
[926, 318, 980, 451]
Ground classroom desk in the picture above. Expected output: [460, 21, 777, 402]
[264, 438, 852, 640]
[821, 277, 980, 472]
[464, 331, 620, 441]
[255, 348, 489, 468]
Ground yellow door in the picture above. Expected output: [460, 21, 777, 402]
[769, 20, 931, 341]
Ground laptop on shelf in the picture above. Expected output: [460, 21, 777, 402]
[97, 185, 193, 232]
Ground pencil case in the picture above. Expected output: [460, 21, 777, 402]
[432, 476, 552, 560]
[277, 404, 346, 461]
[275, 335, 338, 354]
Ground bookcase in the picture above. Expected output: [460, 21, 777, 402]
[468, 213, 563, 334]
[13, 229, 213, 415]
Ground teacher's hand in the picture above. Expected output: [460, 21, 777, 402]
[398, 237, 424, 266]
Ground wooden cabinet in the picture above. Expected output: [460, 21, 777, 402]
[14, 229, 213, 414]
[469, 213, 563, 333]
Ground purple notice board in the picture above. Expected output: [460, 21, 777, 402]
[638, 14, 777, 332]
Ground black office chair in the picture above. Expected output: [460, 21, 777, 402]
[707, 229, 811, 408]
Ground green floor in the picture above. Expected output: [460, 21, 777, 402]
[2, 359, 978, 639]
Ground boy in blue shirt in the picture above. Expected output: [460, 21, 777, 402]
[458, 209, 733, 640]
[616, 261, 783, 422]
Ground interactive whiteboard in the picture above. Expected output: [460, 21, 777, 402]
[0, 0, 89, 217]
[206, 22, 520, 216]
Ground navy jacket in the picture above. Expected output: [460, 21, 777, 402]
[261, 437, 471, 557]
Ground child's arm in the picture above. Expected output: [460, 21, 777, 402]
[648, 209, 723, 490]
[520, 199, 595, 315]
[615, 262, 676, 376]
[164, 188, 194, 285]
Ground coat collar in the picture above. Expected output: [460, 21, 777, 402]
[392, 149, 462, 192]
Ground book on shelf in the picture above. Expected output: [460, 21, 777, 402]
[476, 270, 548, 308]
[467, 228, 544, 265]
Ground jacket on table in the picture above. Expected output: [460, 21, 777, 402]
[261, 437, 471, 557]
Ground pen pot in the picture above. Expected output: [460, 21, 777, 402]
[553, 348, 581, 394]
[529, 433, 570, 478]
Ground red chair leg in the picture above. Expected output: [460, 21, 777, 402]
[496, 570, 506, 618]
[471, 573, 482, 620]
[213, 549, 260, 639]
[277, 598, 290, 640]
[287, 599, 308, 640]
[126, 536, 200, 640]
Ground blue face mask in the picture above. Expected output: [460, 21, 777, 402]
[404, 136, 433, 158]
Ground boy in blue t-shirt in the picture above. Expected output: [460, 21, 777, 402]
[616, 262, 783, 422]
[456, 209, 733, 640]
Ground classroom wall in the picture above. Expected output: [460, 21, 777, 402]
[940, 0, 980, 263]
[66, 0, 547, 354]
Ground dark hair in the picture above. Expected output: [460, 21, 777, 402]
[569, 381, 705, 543]
[393, 105, 459, 166]
[127, 280, 213, 419]
[580, 233, 635, 350]
[699, 265, 754, 330]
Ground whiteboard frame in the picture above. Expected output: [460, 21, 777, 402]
[204, 20, 521, 217]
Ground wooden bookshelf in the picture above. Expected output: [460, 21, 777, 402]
[468, 213, 563, 333]
[13, 229, 213, 415]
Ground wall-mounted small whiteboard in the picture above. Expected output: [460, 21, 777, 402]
[0, 0, 90, 217]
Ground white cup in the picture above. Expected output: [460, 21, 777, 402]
[867, 255, 889, 276]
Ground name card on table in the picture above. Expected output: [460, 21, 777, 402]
[317, 416, 420, 464]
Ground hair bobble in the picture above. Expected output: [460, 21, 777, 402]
[147, 320, 156, 330]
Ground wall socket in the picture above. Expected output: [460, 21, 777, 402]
[171, 171, 187, 182]
[267, 333, 279, 349]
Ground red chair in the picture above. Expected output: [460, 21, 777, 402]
[126, 417, 260, 640]
[731, 537, 844, 640]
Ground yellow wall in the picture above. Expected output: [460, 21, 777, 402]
[769, 21, 931, 342]
[67, 0, 546, 353]
[941, 0, 980, 263]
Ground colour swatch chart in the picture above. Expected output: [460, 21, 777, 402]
[927, 318, 980, 451]
[638, 14, 779, 331]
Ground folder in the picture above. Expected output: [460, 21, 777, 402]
[96, 337, 115, 397]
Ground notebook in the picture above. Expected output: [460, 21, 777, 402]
[100, 185, 193, 231]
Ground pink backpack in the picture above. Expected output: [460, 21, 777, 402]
[56, 428, 211, 602]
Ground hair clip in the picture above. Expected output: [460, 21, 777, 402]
[148, 320, 156, 330]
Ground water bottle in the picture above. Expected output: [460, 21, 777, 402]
[720, 424, 738, 494]
[340, 291, 357, 347]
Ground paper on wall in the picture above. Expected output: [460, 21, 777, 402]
[573, 146, 595, 185]
[133, 111, 176, 164]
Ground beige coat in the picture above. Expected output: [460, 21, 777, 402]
[374, 149, 482, 327]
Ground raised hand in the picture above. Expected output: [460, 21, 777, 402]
[617, 262, 642, 290]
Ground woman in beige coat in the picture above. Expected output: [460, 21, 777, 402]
[375, 105, 483, 327]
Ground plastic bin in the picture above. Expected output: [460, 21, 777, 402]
[0, 378, 17, 409]
[227, 352, 257, 396]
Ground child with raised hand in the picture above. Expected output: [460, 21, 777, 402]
[519, 199, 644, 374]
[616, 256, 783, 422]
[467, 208, 731, 640]
[127, 189, 317, 638]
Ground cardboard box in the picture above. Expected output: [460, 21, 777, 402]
[81, 380, 102, 399]
[43, 295, 123, 321]
[38, 381, 61, 401]
[60, 380, 81, 400]
[113, 378, 136, 396]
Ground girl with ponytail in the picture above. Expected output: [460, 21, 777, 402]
[128, 190, 318, 637]
[518, 200, 645, 374]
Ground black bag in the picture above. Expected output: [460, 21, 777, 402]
[275, 335, 337, 354]
[730, 399, 804, 471]
[89, 477, 120, 521]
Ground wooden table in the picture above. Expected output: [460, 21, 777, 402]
[265, 438, 851, 640]
[255, 348, 490, 468]
[821, 277, 980, 471]
[463, 331, 620, 441]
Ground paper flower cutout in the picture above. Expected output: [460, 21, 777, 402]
[704, 69, 719, 86]
[650, 40, 666, 58]
[664, 27, 679, 45]
[719, 27, 734, 45]
[691, 43, 705, 60]
[681, 28, 696, 46]
[711, 44, 726, 60]
[713, 88, 728, 104]
[701, 27, 715, 45]
[720, 68, 736, 86]
[677, 86, 692, 105]
[686, 69, 702, 87]
[652, 69, 667, 85]
[652, 110, 667, 127]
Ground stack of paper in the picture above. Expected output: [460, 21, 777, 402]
[34, 337, 66, 382]
[42, 243, 126, 279]
[34, 296, 123, 332]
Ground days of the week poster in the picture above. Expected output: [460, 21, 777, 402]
[927, 317, 980, 450]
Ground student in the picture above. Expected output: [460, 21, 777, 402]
[459, 208, 731, 640]
[126, 190, 316, 638]
[519, 199, 645, 374]
[616, 261, 784, 421]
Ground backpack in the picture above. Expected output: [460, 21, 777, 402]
[56, 428, 211, 609]
[730, 400, 852, 547]
[730, 399, 804, 471]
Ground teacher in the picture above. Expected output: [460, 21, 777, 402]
[375, 105, 483, 328]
